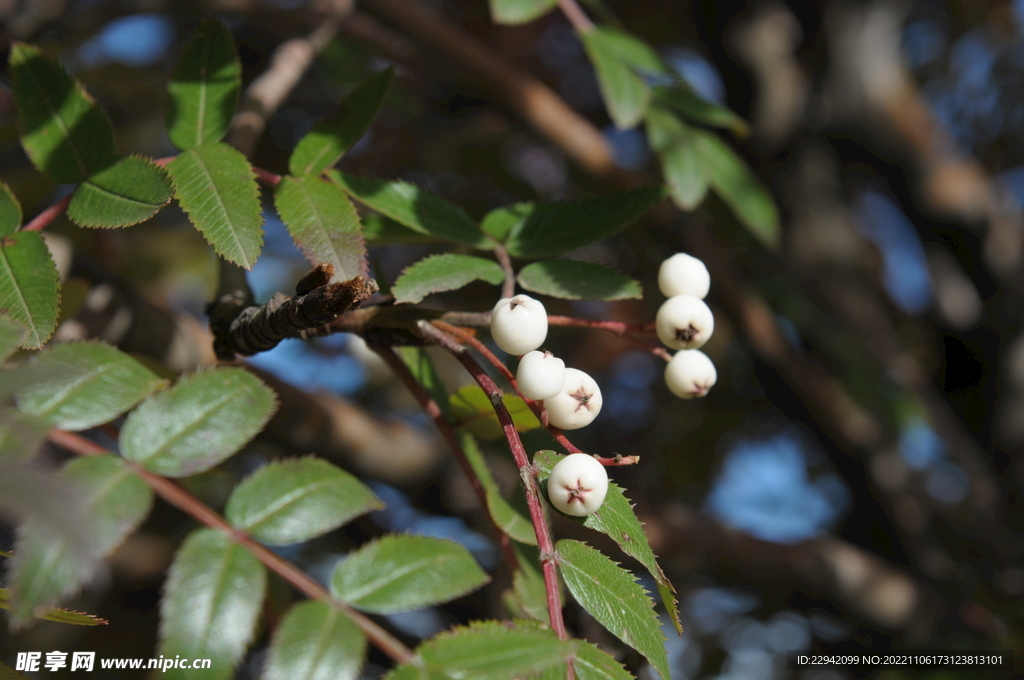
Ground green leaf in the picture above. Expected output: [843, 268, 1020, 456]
[653, 85, 750, 137]
[512, 545, 548, 623]
[275, 175, 366, 280]
[0, 588, 108, 626]
[646, 107, 708, 209]
[533, 639, 634, 680]
[584, 27, 666, 74]
[159, 528, 266, 680]
[120, 367, 277, 477]
[556, 539, 669, 680]
[489, 0, 558, 24]
[8, 455, 152, 623]
[263, 600, 366, 680]
[387, 621, 575, 680]
[449, 385, 540, 440]
[16, 341, 167, 430]
[225, 457, 382, 545]
[504, 187, 665, 259]
[0, 182, 22, 236]
[67, 156, 174, 228]
[0, 660, 31, 679]
[328, 171, 489, 248]
[460, 433, 536, 545]
[392, 253, 505, 304]
[330, 534, 489, 613]
[580, 29, 650, 130]
[166, 17, 241, 149]
[363, 214, 445, 245]
[0, 317, 28, 363]
[290, 67, 394, 176]
[0, 410, 50, 461]
[10, 43, 117, 183]
[517, 260, 642, 300]
[480, 203, 532, 242]
[0, 230, 60, 349]
[691, 125, 779, 249]
[397, 346, 452, 421]
[167, 142, 264, 268]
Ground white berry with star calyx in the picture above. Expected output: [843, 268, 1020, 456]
[656, 294, 714, 350]
[546, 453, 609, 516]
[543, 367, 602, 430]
[517, 350, 566, 400]
[490, 294, 548, 356]
[659, 252, 710, 299]
[665, 349, 717, 398]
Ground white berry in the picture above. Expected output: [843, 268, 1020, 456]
[546, 453, 608, 516]
[659, 252, 710, 299]
[543, 367, 602, 430]
[665, 349, 717, 398]
[517, 350, 566, 400]
[490, 295, 548, 356]
[656, 295, 714, 350]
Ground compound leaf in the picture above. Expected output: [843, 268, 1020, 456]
[0, 230, 60, 349]
[392, 254, 505, 304]
[517, 260, 641, 300]
[449, 385, 540, 440]
[67, 156, 174, 228]
[480, 203, 531, 242]
[275, 175, 366, 280]
[533, 638, 634, 680]
[330, 534, 489, 614]
[263, 600, 365, 680]
[120, 367, 277, 477]
[226, 457, 382, 545]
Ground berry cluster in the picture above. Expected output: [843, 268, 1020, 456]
[657, 253, 718, 399]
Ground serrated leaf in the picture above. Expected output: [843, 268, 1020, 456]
[226, 457, 382, 545]
[290, 67, 394, 176]
[167, 142, 263, 268]
[525, 627, 633, 680]
[7, 455, 152, 623]
[392, 254, 505, 304]
[690, 125, 779, 249]
[363, 214, 445, 245]
[0, 317, 28, 362]
[275, 175, 366, 280]
[646, 107, 708, 209]
[330, 534, 489, 613]
[263, 600, 365, 680]
[397, 346, 452, 420]
[166, 17, 241, 150]
[504, 187, 665, 259]
[328, 171, 490, 248]
[0, 182, 22, 236]
[120, 367, 277, 477]
[556, 539, 668, 680]
[16, 341, 167, 430]
[449, 385, 540, 440]
[10, 43, 118, 183]
[581, 30, 650, 130]
[0, 588, 108, 626]
[490, 0, 558, 24]
[159, 528, 266, 680]
[460, 433, 536, 545]
[0, 230, 60, 349]
[517, 260, 642, 301]
[658, 581, 682, 636]
[480, 203, 531, 242]
[67, 156, 174, 228]
[653, 85, 750, 137]
[387, 620, 575, 680]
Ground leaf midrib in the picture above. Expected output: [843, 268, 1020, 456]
[26, 360, 118, 419]
[23, 56, 88, 178]
[181, 148, 250, 266]
[340, 552, 454, 604]
[82, 178, 166, 209]
[241, 476, 339, 532]
[133, 387, 237, 464]
[0, 240, 40, 346]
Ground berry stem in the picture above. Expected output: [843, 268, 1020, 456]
[494, 244, 516, 299]
[419, 320, 570, 642]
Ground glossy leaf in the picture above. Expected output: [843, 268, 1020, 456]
[0, 588, 108, 626]
[0, 230, 60, 349]
[167, 142, 264, 269]
[16, 341, 167, 431]
[449, 385, 540, 440]
[581, 30, 650, 130]
[646, 107, 708, 209]
[275, 175, 366, 280]
[504, 187, 665, 258]
[263, 600, 365, 680]
[460, 433, 536, 545]
[120, 367, 277, 477]
[557, 539, 669, 680]
[226, 457, 382, 545]
[166, 17, 241, 149]
[0, 182, 22, 236]
[10, 43, 117, 183]
[480, 203, 532, 242]
[392, 253, 505, 304]
[159, 528, 266, 680]
[691, 125, 779, 249]
[654, 85, 750, 137]
[330, 534, 489, 613]
[0, 317, 27, 363]
[517, 259, 642, 300]
[362, 214, 444, 245]
[67, 156, 174, 228]
[328, 171, 489, 248]
[386, 620, 574, 680]
[490, 0, 558, 24]
[290, 67, 394, 176]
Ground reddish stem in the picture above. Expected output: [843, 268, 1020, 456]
[369, 342, 521, 572]
[547, 315, 655, 334]
[253, 166, 283, 187]
[494, 245, 516, 299]
[557, 0, 595, 32]
[46, 429, 414, 666]
[22, 194, 72, 232]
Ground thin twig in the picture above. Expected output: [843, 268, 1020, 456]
[46, 429, 415, 666]
[494, 245, 516, 299]
[557, 0, 595, 32]
[22, 194, 72, 232]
